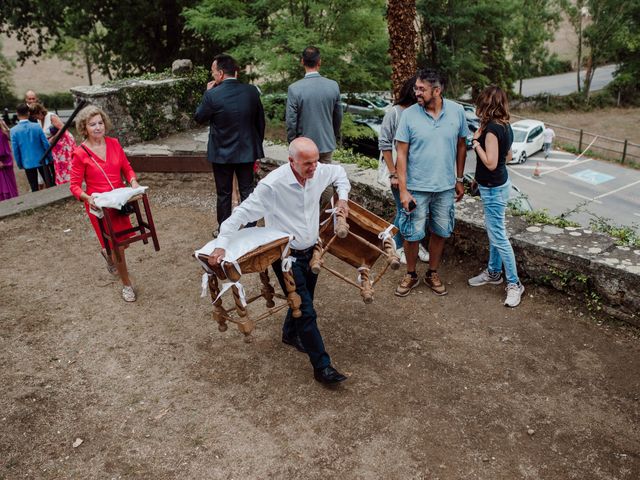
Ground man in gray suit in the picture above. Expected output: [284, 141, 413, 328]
[286, 46, 343, 164]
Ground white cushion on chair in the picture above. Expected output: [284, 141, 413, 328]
[195, 227, 293, 271]
[93, 186, 148, 209]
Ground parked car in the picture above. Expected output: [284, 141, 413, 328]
[463, 173, 533, 212]
[341, 94, 391, 116]
[457, 101, 480, 124]
[509, 119, 545, 164]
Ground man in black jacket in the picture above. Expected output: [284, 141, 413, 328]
[195, 54, 265, 230]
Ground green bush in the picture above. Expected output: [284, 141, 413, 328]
[39, 92, 75, 110]
[519, 90, 618, 112]
[262, 94, 287, 122]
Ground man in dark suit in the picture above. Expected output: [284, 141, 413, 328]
[195, 54, 265, 230]
[286, 46, 342, 164]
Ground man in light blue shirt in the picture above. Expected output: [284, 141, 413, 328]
[394, 69, 468, 297]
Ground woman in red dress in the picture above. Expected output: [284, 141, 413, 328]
[70, 105, 140, 302]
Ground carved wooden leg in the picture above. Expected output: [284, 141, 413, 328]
[383, 237, 401, 271]
[232, 284, 254, 343]
[282, 270, 302, 318]
[310, 242, 324, 275]
[259, 270, 275, 308]
[359, 267, 374, 304]
[208, 275, 228, 332]
[335, 210, 349, 238]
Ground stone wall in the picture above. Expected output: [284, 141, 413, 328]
[70, 71, 206, 146]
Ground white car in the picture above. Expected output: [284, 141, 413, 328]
[509, 119, 545, 164]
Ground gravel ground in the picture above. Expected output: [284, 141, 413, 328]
[1, 173, 639, 479]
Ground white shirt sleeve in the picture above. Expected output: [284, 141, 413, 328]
[326, 164, 351, 200]
[216, 182, 272, 250]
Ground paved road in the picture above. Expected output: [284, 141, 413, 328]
[465, 147, 640, 232]
[515, 64, 616, 96]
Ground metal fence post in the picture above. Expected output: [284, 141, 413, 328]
[578, 129, 583, 151]
[622, 139, 628, 164]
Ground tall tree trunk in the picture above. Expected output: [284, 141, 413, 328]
[387, 0, 417, 101]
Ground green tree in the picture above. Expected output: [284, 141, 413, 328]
[605, 0, 640, 103]
[0, 39, 15, 108]
[582, 0, 627, 97]
[0, 0, 211, 78]
[417, 0, 517, 98]
[511, 0, 561, 95]
[183, 0, 391, 93]
[560, 0, 587, 92]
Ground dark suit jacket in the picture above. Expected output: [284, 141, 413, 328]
[194, 79, 265, 164]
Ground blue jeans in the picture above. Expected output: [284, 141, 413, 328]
[478, 181, 520, 284]
[391, 186, 404, 248]
[272, 250, 330, 369]
[397, 189, 455, 241]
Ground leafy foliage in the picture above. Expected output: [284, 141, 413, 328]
[0, 39, 16, 108]
[0, 0, 211, 78]
[183, 0, 391, 93]
[417, 0, 518, 97]
[589, 216, 640, 248]
[333, 148, 379, 169]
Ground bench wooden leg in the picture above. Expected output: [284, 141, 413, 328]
[259, 270, 275, 308]
[208, 275, 228, 332]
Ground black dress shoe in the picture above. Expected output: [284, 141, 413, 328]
[314, 366, 347, 384]
[282, 335, 306, 353]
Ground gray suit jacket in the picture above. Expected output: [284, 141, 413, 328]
[286, 73, 343, 153]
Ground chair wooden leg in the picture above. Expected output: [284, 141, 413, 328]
[208, 275, 228, 332]
[282, 270, 302, 318]
[259, 270, 275, 308]
[132, 201, 148, 244]
[383, 237, 401, 270]
[359, 267, 374, 304]
[142, 194, 160, 251]
[310, 242, 324, 274]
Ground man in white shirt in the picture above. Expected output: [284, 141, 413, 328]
[543, 127, 555, 159]
[211, 137, 351, 385]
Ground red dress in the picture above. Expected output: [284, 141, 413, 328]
[70, 137, 137, 249]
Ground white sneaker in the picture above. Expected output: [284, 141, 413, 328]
[504, 283, 524, 307]
[396, 247, 407, 265]
[468, 269, 503, 287]
[418, 244, 430, 262]
[122, 285, 136, 302]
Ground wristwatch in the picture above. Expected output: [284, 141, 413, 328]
[456, 176, 464, 183]
[389, 173, 398, 179]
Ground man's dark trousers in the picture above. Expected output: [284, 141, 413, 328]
[24, 165, 54, 192]
[212, 162, 255, 226]
[272, 250, 331, 370]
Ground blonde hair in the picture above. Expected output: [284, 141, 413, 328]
[75, 105, 113, 138]
[0, 119, 9, 137]
[475, 85, 510, 128]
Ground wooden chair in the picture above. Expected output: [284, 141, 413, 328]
[197, 237, 302, 343]
[310, 198, 400, 303]
[98, 193, 160, 261]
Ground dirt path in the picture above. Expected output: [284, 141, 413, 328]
[1, 173, 638, 479]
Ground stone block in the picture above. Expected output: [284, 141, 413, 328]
[172, 59, 193, 75]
